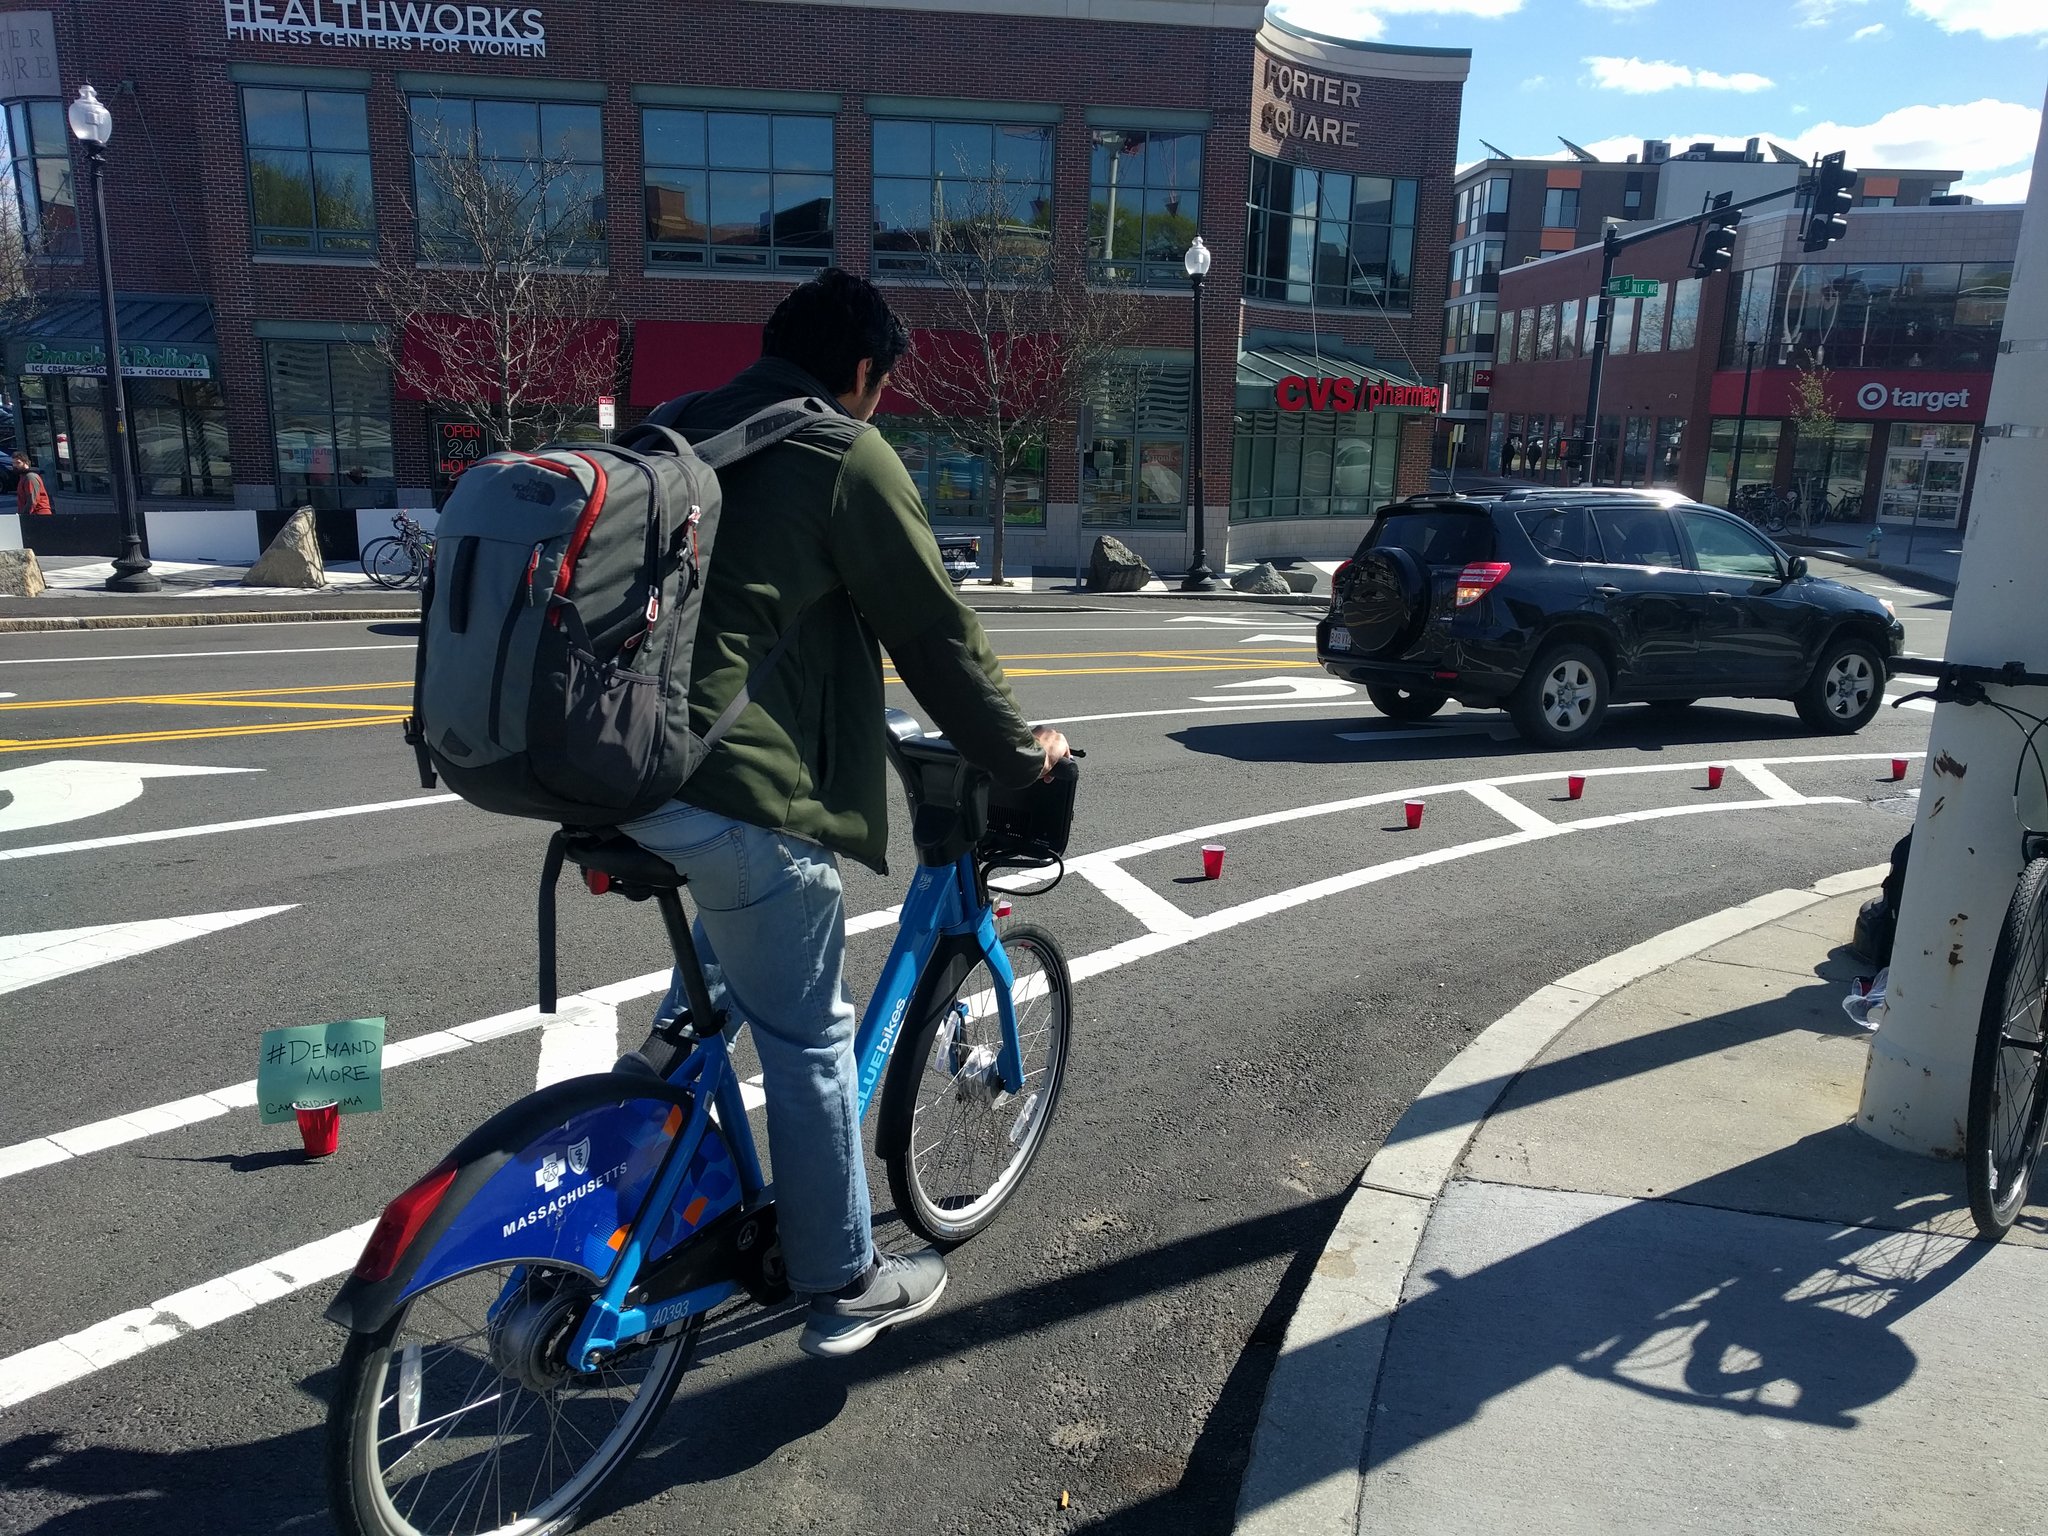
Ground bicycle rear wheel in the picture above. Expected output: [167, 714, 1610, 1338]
[368, 537, 422, 589]
[1966, 856, 2048, 1239]
[878, 924, 1071, 1245]
[326, 1262, 696, 1536]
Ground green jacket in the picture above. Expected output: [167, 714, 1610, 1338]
[669, 357, 1042, 872]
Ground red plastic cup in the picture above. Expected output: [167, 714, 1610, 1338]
[295, 1100, 340, 1159]
[1891, 758, 1909, 782]
[1567, 774, 1586, 800]
[1404, 800, 1425, 830]
[1706, 765, 1726, 790]
[1202, 844, 1225, 879]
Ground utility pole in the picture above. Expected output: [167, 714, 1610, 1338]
[1858, 90, 2048, 1155]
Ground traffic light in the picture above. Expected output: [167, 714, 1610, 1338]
[1803, 151, 1855, 251]
[1693, 209, 1740, 276]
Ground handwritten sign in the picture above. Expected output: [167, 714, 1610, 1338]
[258, 1018, 386, 1125]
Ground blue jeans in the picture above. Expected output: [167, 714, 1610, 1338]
[618, 799, 871, 1294]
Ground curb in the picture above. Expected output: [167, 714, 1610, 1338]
[1232, 863, 1890, 1536]
[1780, 538, 1956, 597]
[0, 607, 419, 633]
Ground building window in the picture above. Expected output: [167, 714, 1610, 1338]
[241, 87, 373, 256]
[1535, 304, 1557, 361]
[1667, 277, 1701, 351]
[1723, 261, 2012, 371]
[873, 118, 1053, 277]
[1862, 195, 1895, 208]
[408, 96, 605, 266]
[1609, 295, 1637, 357]
[264, 340, 394, 512]
[2, 99, 77, 257]
[1245, 154, 1417, 310]
[1637, 285, 1666, 353]
[1231, 406, 1398, 521]
[1083, 367, 1190, 528]
[1703, 417, 1782, 508]
[1559, 298, 1579, 361]
[1541, 186, 1579, 228]
[15, 375, 230, 498]
[878, 422, 1045, 527]
[1088, 128, 1201, 287]
[1515, 306, 1535, 362]
[1652, 417, 1686, 487]
[641, 108, 833, 272]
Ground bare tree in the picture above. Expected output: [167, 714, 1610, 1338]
[359, 102, 618, 453]
[1789, 349, 1838, 528]
[888, 164, 1155, 585]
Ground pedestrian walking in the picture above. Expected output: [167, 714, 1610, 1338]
[1500, 434, 1519, 477]
[13, 452, 51, 518]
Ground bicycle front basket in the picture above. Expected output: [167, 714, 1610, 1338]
[983, 758, 1079, 862]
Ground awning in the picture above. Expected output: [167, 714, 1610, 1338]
[1237, 345, 1440, 415]
[883, 329, 1055, 418]
[629, 321, 761, 407]
[396, 314, 620, 404]
[10, 295, 217, 380]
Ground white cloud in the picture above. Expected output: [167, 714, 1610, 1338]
[1581, 0, 1658, 10]
[1957, 168, 2033, 202]
[1850, 21, 1887, 38]
[1795, 0, 1869, 26]
[1520, 74, 1550, 90]
[1583, 56, 1775, 93]
[1906, 0, 2048, 40]
[1268, 0, 1524, 39]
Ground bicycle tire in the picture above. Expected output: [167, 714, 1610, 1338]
[327, 1261, 698, 1536]
[367, 537, 422, 590]
[359, 538, 400, 589]
[878, 923, 1072, 1246]
[1966, 855, 2048, 1239]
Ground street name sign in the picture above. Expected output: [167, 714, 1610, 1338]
[1605, 277, 1660, 298]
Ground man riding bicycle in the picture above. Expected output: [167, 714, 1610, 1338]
[620, 270, 1070, 1357]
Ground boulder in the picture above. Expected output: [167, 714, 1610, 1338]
[1087, 535, 1152, 593]
[1228, 560, 1292, 596]
[0, 547, 45, 598]
[244, 507, 328, 589]
[1280, 568, 1320, 594]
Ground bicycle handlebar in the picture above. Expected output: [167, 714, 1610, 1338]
[1890, 659, 2048, 712]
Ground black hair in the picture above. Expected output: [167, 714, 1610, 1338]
[761, 268, 910, 396]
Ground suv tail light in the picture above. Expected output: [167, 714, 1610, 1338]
[353, 1160, 458, 1283]
[1332, 559, 1354, 595]
[1454, 562, 1511, 608]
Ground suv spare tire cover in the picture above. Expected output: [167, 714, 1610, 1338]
[1340, 546, 1430, 658]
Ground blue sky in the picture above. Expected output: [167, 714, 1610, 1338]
[1272, 0, 2044, 201]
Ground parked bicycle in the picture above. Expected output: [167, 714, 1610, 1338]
[361, 511, 433, 590]
[1731, 483, 1793, 535]
[323, 710, 1080, 1536]
[1892, 662, 2048, 1239]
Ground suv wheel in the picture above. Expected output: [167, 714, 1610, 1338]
[1367, 684, 1449, 721]
[1795, 635, 1884, 733]
[1510, 643, 1610, 748]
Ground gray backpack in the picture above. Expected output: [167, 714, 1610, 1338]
[403, 396, 856, 825]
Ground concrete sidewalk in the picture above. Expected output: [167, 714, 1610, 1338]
[1237, 872, 2048, 1535]
[1780, 529, 1961, 597]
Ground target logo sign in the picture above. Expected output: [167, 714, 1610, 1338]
[1855, 382, 1888, 410]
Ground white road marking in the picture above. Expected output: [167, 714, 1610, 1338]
[0, 759, 260, 837]
[980, 624, 1311, 636]
[0, 907, 902, 1183]
[1077, 859, 1197, 935]
[0, 643, 414, 667]
[1036, 698, 1371, 727]
[1240, 634, 1318, 644]
[534, 999, 620, 1089]
[1734, 761, 1804, 804]
[1166, 616, 1318, 627]
[1463, 782, 1557, 834]
[0, 792, 459, 862]
[0, 906, 296, 998]
[0, 756, 1908, 1406]
[1193, 676, 1355, 703]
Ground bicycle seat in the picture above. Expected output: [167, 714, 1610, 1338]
[561, 830, 685, 889]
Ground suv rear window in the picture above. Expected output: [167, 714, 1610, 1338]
[1367, 511, 1495, 566]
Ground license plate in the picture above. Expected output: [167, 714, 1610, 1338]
[1327, 626, 1351, 652]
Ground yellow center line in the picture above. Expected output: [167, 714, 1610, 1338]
[0, 680, 413, 712]
[0, 716, 402, 753]
[145, 696, 414, 714]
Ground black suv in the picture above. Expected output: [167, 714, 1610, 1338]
[1317, 489, 1906, 748]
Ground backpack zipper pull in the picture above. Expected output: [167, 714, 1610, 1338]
[523, 542, 544, 605]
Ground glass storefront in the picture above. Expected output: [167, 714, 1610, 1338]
[1230, 407, 1398, 520]
[1879, 422, 1973, 528]
[1703, 418, 1782, 508]
[1721, 262, 2011, 371]
[879, 422, 1046, 527]
[15, 374, 230, 500]
[1790, 421, 1873, 523]
[1084, 367, 1190, 529]
[265, 340, 395, 512]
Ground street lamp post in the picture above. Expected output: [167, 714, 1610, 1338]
[67, 84, 156, 593]
[1181, 234, 1217, 591]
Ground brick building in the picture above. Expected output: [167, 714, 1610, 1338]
[3, 0, 1467, 571]
[1484, 200, 2017, 535]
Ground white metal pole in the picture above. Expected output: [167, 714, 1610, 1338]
[1858, 90, 2048, 1155]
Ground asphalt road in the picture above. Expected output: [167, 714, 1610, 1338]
[0, 560, 1947, 1535]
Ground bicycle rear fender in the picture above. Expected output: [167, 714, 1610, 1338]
[325, 1074, 740, 1335]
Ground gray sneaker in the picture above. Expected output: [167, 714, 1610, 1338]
[798, 1249, 949, 1358]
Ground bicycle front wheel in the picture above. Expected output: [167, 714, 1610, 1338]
[1966, 856, 2048, 1240]
[879, 923, 1072, 1246]
[326, 1262, 697, 1536]
[367, 537, 421, 589]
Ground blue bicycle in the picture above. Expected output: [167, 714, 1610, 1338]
[323, 712, 1077, 1536]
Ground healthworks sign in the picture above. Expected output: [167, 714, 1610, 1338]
[1274, 375, 1442, 414]
[1708, 368, 1986, 424]
[223, 0, 547, 55]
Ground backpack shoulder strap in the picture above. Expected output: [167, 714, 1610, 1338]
[692, 396, 873, 471]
